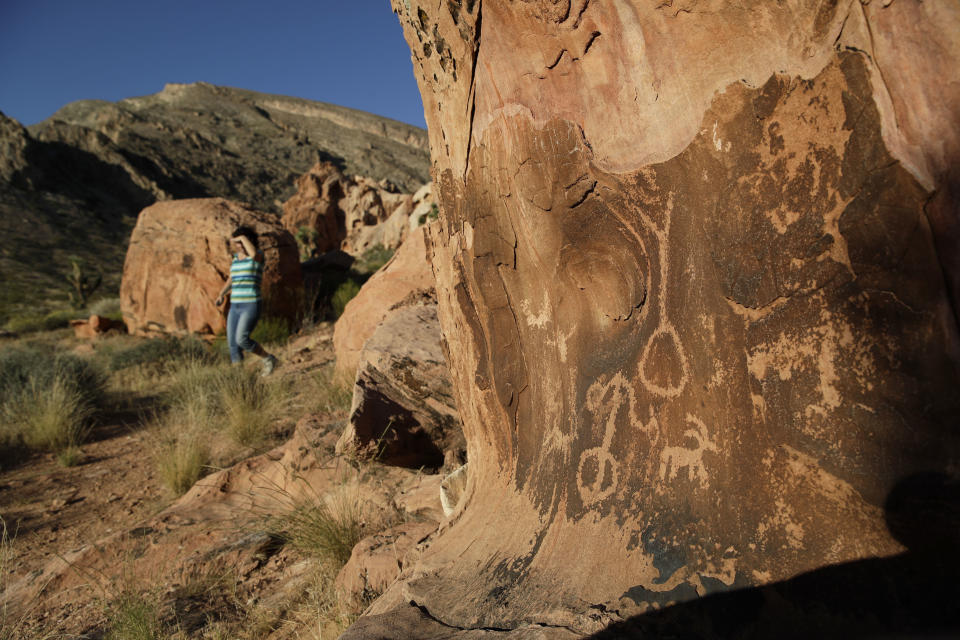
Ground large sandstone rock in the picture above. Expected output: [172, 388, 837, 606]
[337, 302, 463, 470]
[333, 224, 435, 377]
[342, 2, 960, 637]
[120, 198, 302, 336]
[281, 161, 437, 258]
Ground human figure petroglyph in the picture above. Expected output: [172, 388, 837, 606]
[577, 373, 663, 505]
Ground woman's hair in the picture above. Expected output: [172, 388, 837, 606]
[231, 226, 260, 251]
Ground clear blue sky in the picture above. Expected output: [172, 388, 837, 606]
[0, 0, 426, 129]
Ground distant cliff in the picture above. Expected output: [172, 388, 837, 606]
[0, 84, 429, 318]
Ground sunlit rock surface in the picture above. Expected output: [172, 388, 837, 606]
[341, 1, 960, 637]
[120, 198, 302, 336]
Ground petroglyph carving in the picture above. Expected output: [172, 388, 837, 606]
[658, 414, 717, 487]
[577, 373, 663, 505]
[577, 374, 628, 505]
[635, 194, 691, 398]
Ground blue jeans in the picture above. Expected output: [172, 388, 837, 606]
[227, 302, 261, 363]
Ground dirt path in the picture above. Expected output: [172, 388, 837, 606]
[0, 412, 166, 594]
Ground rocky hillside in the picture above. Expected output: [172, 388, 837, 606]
[0, 84, 429, 319]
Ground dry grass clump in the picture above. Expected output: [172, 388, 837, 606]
[103, 588, 165, 640]
[155, 426, 211, 497]
[305, 365, 354, 417]
[276, 485, 365, 567]
[0, 345, 105, 464]
[152, 359, 290, 496]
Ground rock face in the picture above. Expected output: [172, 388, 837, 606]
[333, 224, 436, 377]
[281, 161, 436, 257]
[120, 198, 302, 336]
[344, 1, 960, 636]
[335, 521, 438, 610]
[337, 302, 464, 470]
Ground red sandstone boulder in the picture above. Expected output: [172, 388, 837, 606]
[332, 224, 435, 377]
[120, 198, 302, 336]
[70, 314, 126, 340]
[339, 2, 960, 637]
[335, 521, 438, 611]
[336, 302, 463, 471]
[281, 161, 432, 258]
[281, 161, 345, 255]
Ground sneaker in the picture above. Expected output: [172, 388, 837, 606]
[261, 354, 278, 377]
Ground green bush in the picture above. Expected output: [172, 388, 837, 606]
[0, 345, 107, 408]
[0, 346, 105, 458]
[250, 316, 292, 346]
[355, 244, 394, 275]
[331, 279, 362, 319]
[105, 336, 213, 372]
[88, 297, 123, 320]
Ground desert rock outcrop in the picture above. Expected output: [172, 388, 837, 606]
[337, 302, 463, 470]
[281, 161, 436, 257]
[120, 198, 302, 336]
[343, 1, 960, 636]
[333, 224, 436, 376]
[0, 84, 428, 316]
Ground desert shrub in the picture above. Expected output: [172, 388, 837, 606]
[0, 345, 106, 402]
[105, 335, 213, 372]
[0, 346, 106, 457]
[331, 279, 362, 319]
[155, 428, 210, 496]
[249, 316, 292, 346]
[88, 296, 123, 320]
[272, 486, 364, 567]
[354, 244, 394, 275]
[295, 226, 319, 261]
[4, 308, 84, 334]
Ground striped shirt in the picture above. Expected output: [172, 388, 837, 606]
[230, 254, 263, 303]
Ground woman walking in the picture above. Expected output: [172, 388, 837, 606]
[215, 226, 279, 376]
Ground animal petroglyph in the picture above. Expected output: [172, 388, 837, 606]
[658, 414, 717, 487]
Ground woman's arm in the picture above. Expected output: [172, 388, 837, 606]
[236, 235, 262, 262]
[216, 276, 232, 305]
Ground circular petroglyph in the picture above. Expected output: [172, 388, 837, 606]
[577, 446, 619, 505]
[639, 323, 690, 398]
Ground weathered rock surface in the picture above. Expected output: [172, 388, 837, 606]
[281, 161, 436, 258]
[333, 224, 436, 377]
[335, 521, 438, 610]
[120, 198, 302, 336]
[341, 2, 960, 637]
[337, 303, 463, 470]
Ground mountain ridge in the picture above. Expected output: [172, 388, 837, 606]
[0, 84, 430, 320]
